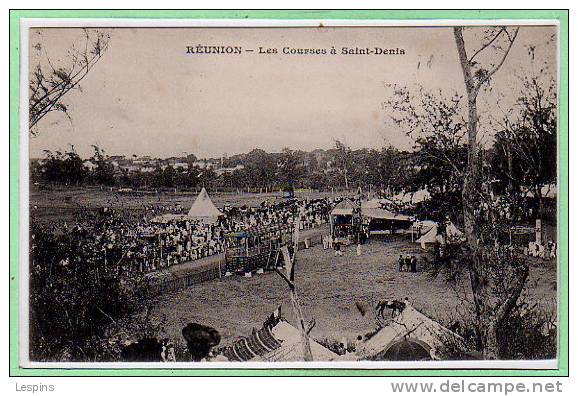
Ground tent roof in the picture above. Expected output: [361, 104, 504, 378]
[446, 222, 464, 238]
[331, 199, 356, 216]
[392, 189, 431, 204]
[416, 227, 442, 244]
[253, 321, 340, 362]
[356, 306, 463, 361]
[525, 184, 557, 199]
[361, 198, 388, 209]
[416, 222, 464, 244]
[361, 207, 413, 221]
[219, 320, 339, 362]
[187, 188, 223, 220]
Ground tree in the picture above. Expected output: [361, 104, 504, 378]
[386, 86, 468, 222]
[29, 218, 146, 361]
[490, 66, 557, 213]
[375, 146, 408, 194]
[277, 148, 304, 189]
[90, 145, 115, 185]
[244, 149, 278, 189]
[453, 26, 529, 359]
[333, 140, 354, 190]
[41, 146, 86, 185]
[29, 29, 110, 133]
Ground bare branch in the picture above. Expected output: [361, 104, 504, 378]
[474, 27, 520, 91]
[29, 29, 110, 132]
[468, 27, 506, 64]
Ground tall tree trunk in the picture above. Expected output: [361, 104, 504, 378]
[454, 27, 528, 359]
[507, 139, 514, 194]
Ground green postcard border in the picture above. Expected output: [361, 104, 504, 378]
[9, 9, 569, 377]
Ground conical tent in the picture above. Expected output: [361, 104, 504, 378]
[187, 188, 223, 222]
[446, 222, 464, 240]
[415, 222, 464, 249]
[416, 226, 442, 249]
[356, 306, 464, 361]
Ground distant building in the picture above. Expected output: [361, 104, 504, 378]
[83, 160, 98, 171]
[173, 162, 189, 170]
[193, 160, 216, 169]
[215, 164, 244, 176]
[119, 164, 140, 173]
[140, 166, 156, 173]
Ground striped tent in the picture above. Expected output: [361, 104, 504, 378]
[217, 320, 339, 362]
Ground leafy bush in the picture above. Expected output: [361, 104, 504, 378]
[29, 223, 148, 362]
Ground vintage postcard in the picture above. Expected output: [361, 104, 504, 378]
[16, 15, 564, 372]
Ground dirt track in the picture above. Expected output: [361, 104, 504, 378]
[149, 238, 557, 348]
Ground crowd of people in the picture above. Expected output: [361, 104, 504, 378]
[31, 197, 334, 276]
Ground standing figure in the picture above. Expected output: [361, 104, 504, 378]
[410, 255, 417, 272]
[334, 242, 343, 257]
[404, 255, 412, 272]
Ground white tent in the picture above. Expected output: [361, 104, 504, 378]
[356, 306, 464, 361]
[412, 220, 437, 235]
[361, 199, 413, 221]
[525, 184, 557, 199]
[361, 207, 413, 222]
[187, 188, 223, 222]
[252, 321, 340, 362]
[415, 222, 464, 249]
[330, 198, 356, 216]
[361, 198, 388, 209]
[217, 320, 340, 362]
[392, 189, 431, 205]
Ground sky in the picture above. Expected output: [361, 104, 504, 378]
[28, 25, 557, 159]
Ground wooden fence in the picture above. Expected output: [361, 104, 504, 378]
[143, 232, 325, 297]
[143, 261, 222, 297]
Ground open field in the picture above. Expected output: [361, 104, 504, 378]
[148, 237, 557, 348]
[30, 186, 558, 349]
[29, 186, 347, 225]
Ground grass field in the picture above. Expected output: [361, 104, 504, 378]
[29, 185, 344, 225]
[148, 237, 557, 349]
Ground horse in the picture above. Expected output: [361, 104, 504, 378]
[375, 299, 406, 319]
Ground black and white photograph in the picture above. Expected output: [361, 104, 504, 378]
[23, 22, 559, 367]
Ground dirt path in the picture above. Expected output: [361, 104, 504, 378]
[149, 238, 557, 347]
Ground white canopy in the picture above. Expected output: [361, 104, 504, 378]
[361, 199, 413, 221]
[216, 319, 339, 362]
[416, 222, 464, 248]
[187, 188, 223, 222]
[412, 220, 437, 234]
[525, 184, 557, 199]
[330, 199, 356, 216]
[361, 198, 388, 209]
[362, 208, 413, 222]
[392, 189, 431, 205]
[253, 321, 340, 362]
[356, 306, 464, 360]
